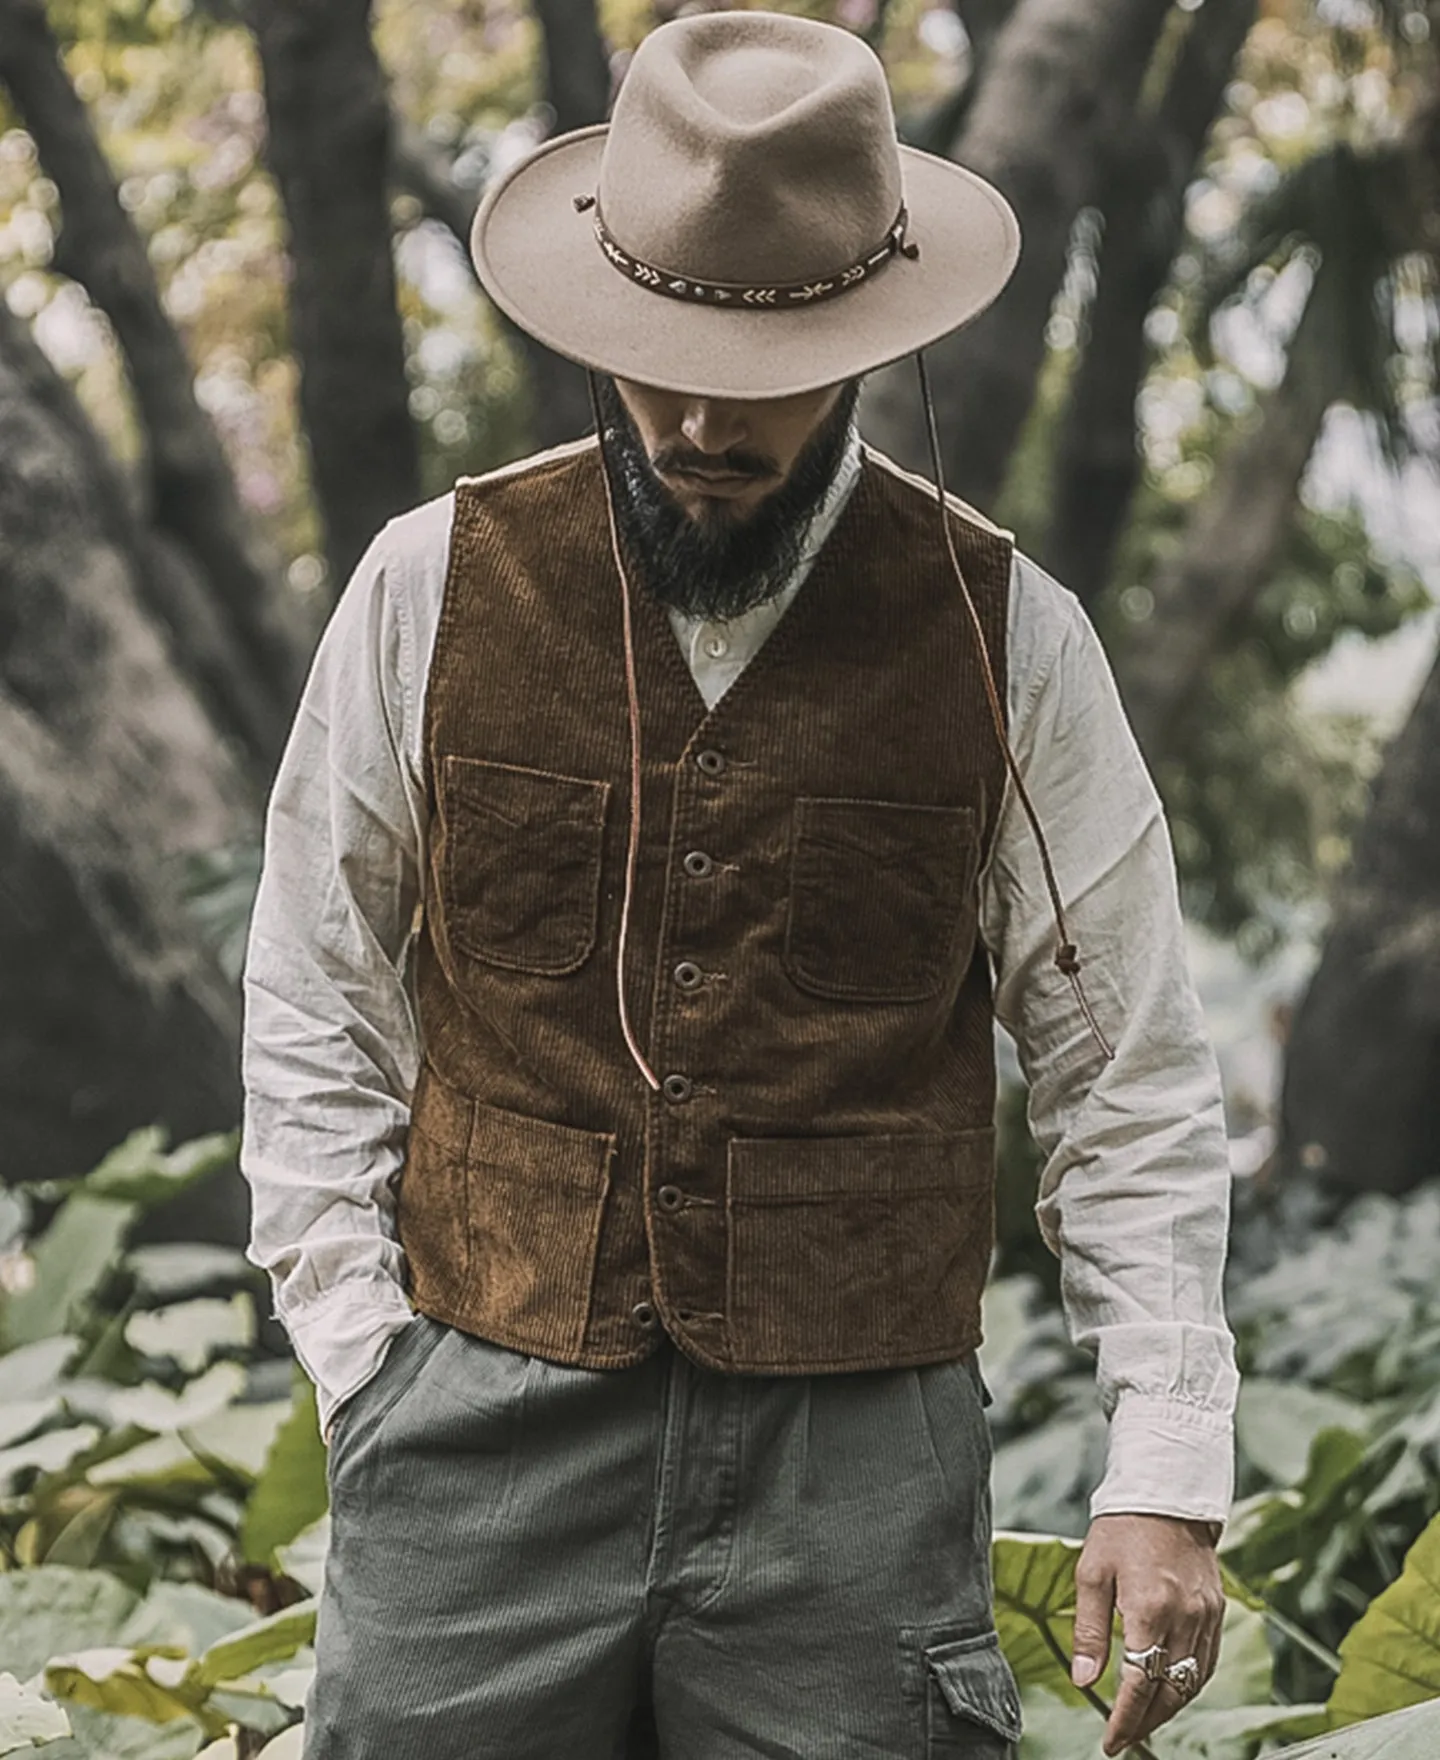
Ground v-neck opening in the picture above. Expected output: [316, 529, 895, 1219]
[632, 461, 872, 747]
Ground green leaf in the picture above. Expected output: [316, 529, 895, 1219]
[79, 1130, 235, 1211]
[193, 1601, 318, 1689]
[105, 1363, 248, 1435]
[0, 1337, 82, 1399]
[1148, 1702, 1328, 1757]
[992, 1531, 1099, 1709]
[120, 1584, 257, 1657]
[2, 1200, 135, 1349]
[1235, 1379, 1374, 1487]
[126, 1246, 252, 1303]
[240, 1377, 327, 1568]
[1266, 1699, 1440, 1757]
[124, 1297, 255, 1375]
[274, 1516, 328, 1597]
[0, 1569, 139, 1684]
[0, 1673, 71, 1756]
[42, 1652, 195, 1729]
[1329, 1510, 1440, 1725]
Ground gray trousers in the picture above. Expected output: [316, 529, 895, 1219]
[309, 1314, 1023, 1758]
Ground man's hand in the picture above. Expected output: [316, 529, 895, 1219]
[1070, 1513, 1225, 1756]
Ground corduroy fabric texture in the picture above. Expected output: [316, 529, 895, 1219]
[395, 438, 1012, 1376]
[307, 1314, 1022, 1758]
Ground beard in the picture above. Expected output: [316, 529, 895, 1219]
[592, 372, 861, 622]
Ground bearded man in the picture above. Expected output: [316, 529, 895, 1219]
[240, 12, 1238, 1758]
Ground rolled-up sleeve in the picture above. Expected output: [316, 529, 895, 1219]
[240, 504, 450, 1431]
[981, 553, 1240, 1526]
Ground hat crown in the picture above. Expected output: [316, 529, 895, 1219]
[599, 13, 903, 288]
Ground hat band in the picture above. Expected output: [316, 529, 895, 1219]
[576, 196, 918, 309]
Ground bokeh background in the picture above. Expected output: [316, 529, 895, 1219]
[1, 2, 1438, 1757]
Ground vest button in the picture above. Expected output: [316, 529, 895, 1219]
[683, 850, 714, 878]
[631, 1300, 658, 1329]
[661, 1073, 693, 1104]
[657, 1184, 685, 1211]
[673, 961, 703, 991]
[695, 748, 726, 777]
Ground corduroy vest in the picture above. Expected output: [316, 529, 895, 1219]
[395, 438, 1012, 1375]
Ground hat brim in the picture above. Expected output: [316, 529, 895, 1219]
[471, 126, 1021, 401]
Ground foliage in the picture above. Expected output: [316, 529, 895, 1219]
[1329, 1512, 1440, 1726]
[1, 1129, 1439, 1754]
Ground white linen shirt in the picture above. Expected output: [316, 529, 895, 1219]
[239, 435, 1240, 1523]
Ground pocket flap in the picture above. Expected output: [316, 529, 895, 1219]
[924, 1631, 1023, 1745]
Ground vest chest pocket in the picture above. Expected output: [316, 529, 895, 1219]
[437, 755, 610, 976]
[784, 797, 981, 1003]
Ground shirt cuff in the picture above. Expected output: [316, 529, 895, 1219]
[276, 1278, 416, 1436]
[1088, 1392, 1235, 1530]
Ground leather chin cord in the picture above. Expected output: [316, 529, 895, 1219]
[586, 362, 1117, 1094]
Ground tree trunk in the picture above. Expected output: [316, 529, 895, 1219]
[522, 0, 612, 447]
[1116, 251, 1350, 763]
[248, 0, 421, 590]
[1043, 0, 1259, 604]
[859, 0, 1177, 503]
[1278, 644, 1440, 1200]
[0, 0, 303, 770]
[0, 306, 251, 1210]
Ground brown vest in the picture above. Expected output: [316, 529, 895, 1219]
[395, 439, 1012, 1375]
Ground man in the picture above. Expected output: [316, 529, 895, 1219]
[240, 12, 1238, 1758]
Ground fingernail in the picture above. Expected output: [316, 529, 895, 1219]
[1072, 1655, 1101, 1687]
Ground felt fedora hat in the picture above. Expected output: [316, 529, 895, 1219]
[471, 9, 1020, 400]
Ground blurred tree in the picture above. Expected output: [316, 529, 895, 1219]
[0, 0, 303, 768]
[245, 0, 421, 589]
[860, 0, 1180, 499]
[1280, 648, 1440, 1202]
[0, 296, 250, 1213]
[1042, 0, 1260, 606]
[1119, 99, 1440, 760]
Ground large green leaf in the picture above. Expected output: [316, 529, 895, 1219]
[0, 1569, 139, 1683]
[2, 1200, 135, 1349]
[993, 1532, 1106, 1709]
[0, 1674, 70, 1756]
[0, 1338, 82, 1400]
[1265, 1699, 1440, 1757]
[240, 1378, 327, 1567]
[1328, 1510, 1440, 1724]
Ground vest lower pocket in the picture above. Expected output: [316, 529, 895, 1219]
[401, 1083, 617, 1361]
[723, 1128, 995, 1370]
[436, 754, 610, 977]
[783, 796, 981, 1003]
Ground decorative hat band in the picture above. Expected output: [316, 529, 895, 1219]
[572, 194, 920, 309]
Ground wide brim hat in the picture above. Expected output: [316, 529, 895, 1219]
[471, 10, 1021, 401]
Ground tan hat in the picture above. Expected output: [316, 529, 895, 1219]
[471, 10, 1021, 400]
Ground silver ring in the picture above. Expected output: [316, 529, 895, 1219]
[1121, 1643, 1168, 1683]
[1162, 1655, 1202, 1700]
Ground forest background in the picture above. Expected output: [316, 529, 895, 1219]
[0, 0, 1438, 1757]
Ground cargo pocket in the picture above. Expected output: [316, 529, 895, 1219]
[923, 1631, 1023, 1756]
[435, 754, 609, 977]
[783, 796, 980, 1003]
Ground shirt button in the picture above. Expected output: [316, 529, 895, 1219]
[703, 631, 729, 659]
[631, 1300, 658, 1329]
[683, 850, 714, 878]
[661, 1073, 693, 1104]
[695, 748, 726, 777]
[673, 961, 703, 991]
[657, 1184, 685, 1211]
